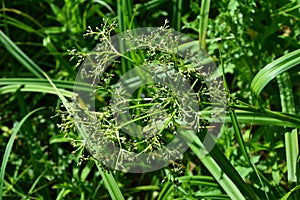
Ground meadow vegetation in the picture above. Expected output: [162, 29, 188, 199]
[1, 0, 300, 199]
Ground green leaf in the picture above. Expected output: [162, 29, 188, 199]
[183, 130, 259, 200]
[251, 49, 300, 96]
[199, 0, 211, 49]
[95, 162, 125, 200]
[0, 31, 70, 110]
[0, 30, 44, 78]
[277, 72, 296, 114]
[0, 107, 45, 200]
[0, 78, 92, 93]
[285, 129, 299, 182]
[277, 72, 299, 184]
[281, 184, 300, 200]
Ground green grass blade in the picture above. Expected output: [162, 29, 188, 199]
[230, 109, 270, 199]
[277, 72, 296, 114]
[251, 49, 300, 96]
[0, 85, 74, 98]
[189, 137, 246, 200]
[222, 50, 257, 185]
[0, 78, 92, 92]
[231, 102, 300, 128]
[229, 110, 251, 164]
[15, 86, 35, 157]
[0, 8, 43, 29]
[56, 188, 71, 200]
[183, 130, 259, 200]
[2, 179, 27, 199]
[117, 0, 135, 74]
[157, 181, 173, 200]
[281, 184, 300, 200]
[0, 30, 44, 78]
[0, 107, 45, 200]
[2, 15, 44, 37]
[224, 111, 300, 128]
[222, 50, 250, 162]
[177, 175, 218, 187]
[0, 30, 70, 109]
[172, 0, 182, 31]
[80, 161, 94, 182]
[126, 185, 160, 194]
[26, 169, 47, 197]
[199, 0, 211, 49]
[285, 129, 299, 183]
[95, 162, 124, 200]
[222, 53, 269, 199]
[99, 172, 124, 200]
[277, 72, 299, 184]
[117, 0, 134, 32]
[90, 0, 115, 15]
[136, 0, 168, 14]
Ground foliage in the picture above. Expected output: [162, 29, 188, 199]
[1, 0, 300, 199]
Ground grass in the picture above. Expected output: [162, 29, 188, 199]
[1, 0, 300, 199]
[0, 107, 45, 200]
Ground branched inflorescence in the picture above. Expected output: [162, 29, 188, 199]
[60, 20, 225, 172]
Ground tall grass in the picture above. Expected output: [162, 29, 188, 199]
[1, 0, 300, 199]
[0, 107, 44, 200]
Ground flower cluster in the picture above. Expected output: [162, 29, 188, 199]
[60, 20, 226, 172]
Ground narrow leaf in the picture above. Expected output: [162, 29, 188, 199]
[0, 107, 45, 200]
